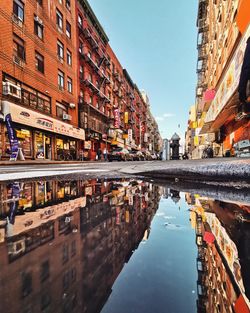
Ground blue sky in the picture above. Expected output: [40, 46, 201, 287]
[88, 0, 197, 141]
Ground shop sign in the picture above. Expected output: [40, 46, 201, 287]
[194, 136, 199, 146]
[144, 133, 148, 143]
[84, 141, 91, 149]
[128, 129, 132, 143]
[205, 24, 250, 123]
[3, 102, 85, 140]
[124, 111, 128, 124]
[114, 108, 120, 128]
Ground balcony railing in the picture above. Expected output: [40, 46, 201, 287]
[85, 54, 101, 73]
[196, 59, 207, 73]
[79, 26, 99, 50]
[198, 18, 209, 33]
[82, 78, 100, 94]
[198, 45, 208, 60]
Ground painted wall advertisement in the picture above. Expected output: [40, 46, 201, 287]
[205, 24, 250, 123]
[3, 101, 85, 140]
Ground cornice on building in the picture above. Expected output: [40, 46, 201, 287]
[78, 0, 109, 44]
[123, 69, 134, 88]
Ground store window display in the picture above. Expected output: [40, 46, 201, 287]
[34, 132, 52, 160]
[56, 138, 76, 160]
[5, 127, 32, 158]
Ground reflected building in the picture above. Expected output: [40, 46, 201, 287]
[0, 178, 162, 313]
[191, 199, 250, 313]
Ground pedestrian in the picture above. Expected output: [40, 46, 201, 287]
[103, 147, 107, 161]
[97, 148, 102, 161]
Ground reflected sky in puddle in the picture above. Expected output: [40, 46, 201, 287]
[0, 179, 249, 313]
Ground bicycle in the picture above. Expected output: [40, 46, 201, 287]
[58, 151, 73, 161]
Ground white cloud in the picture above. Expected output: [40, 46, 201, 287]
[155, 116, 164, 121]
[163, 113, 175, 118]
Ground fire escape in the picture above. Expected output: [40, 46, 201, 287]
[196, 0, 209, 107]
[195, 213, 208, 313]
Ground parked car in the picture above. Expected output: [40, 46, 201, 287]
[129, 150, 144, 161]
[144, 151, 152, 160]
[137, 151, 145, 161]
[108, 147, 130, 162]
[150, 153, 157, 160]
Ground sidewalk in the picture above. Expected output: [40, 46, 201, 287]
[0, 160, 101, 166]
[125, 158, 250, 185]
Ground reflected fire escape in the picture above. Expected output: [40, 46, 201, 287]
[195, 214, 208, 313]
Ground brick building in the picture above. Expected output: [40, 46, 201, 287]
[190, 0, 250, 158]
[0, 0, 161, 162]
[77, 0, 112, 160]
[0, 0, 85, 161]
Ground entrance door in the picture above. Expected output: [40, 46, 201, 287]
[44, 136, 52, 160]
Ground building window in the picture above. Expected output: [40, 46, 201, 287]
[89, 95, 93, 105]
[67, 77, 72, 93]
[13, 33, 25, 61]
[57, 102, 68, 120]
[40, 260, 50, 283]
[21, 272, 32, 298]
[56, 9, 63, 30]
[66, 21, 71, 38]
[78, 14, 82, 27]
[71, 241, 76, 257]
[66, 0, 71, 10]
[66, 49, 72, 66]
[58, 0, 63, 4]
[35, 51, 44, 73]
[88, 73, 92, 82]
[58, 70, 64, 89]
[57, 40, 64, 60]
[34, 16, 43, 39]
[13, 0, 24, 23]
[79, 66, 83, 79]
[37, 0, 42, 5]
[79, 41, 83, 54]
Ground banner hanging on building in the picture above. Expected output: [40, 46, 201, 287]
[5, 113, 25, 161]
[114, 109, 120, 128]
[124, 111, 128, 124]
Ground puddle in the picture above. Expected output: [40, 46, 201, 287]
[0, 178, 249, 313]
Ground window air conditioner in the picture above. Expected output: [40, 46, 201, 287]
[63, 113, 72, 121]
[2, 81, 21, 99]
[13, 55, 23, 67]
[69, 103, 76, 109]
[34, 16, 43, 25]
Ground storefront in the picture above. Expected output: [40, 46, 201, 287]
[2, 101, 85, 161]
[203, 24, 250, 154]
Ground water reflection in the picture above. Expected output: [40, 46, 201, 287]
[0, 179, 162, 313]
[190, 196, 250, 313]
[0, 179, 249, 313]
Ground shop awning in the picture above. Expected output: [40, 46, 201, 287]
[234, 294, 250, 313]
[204, 25, 250, 128]
[203, 231, 215, 244]
[236, 0, 250, 34]
[3, 101, 85, 140]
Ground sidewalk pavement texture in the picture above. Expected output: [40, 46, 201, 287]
[123, 158, 250, 184]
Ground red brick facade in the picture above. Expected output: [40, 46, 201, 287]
[0, 0, 161, 161]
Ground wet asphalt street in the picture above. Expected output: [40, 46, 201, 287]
[0, 157, 249, 183]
